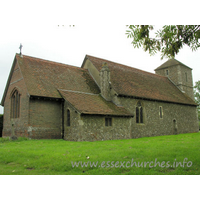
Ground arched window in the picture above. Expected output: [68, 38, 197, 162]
[136, 101, 143, 124]
[11, 90, 20, 118]
[67, 109, 70, 126]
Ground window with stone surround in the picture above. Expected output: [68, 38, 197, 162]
[159, 106, 163, 119]
[185, 72, 188, 82]
[67, 109, 70, 126]
[136, 101, 143, 124]
[11, 90, 20, 118]
[166, 69, 169, 76]
[105, 117, 112, 126]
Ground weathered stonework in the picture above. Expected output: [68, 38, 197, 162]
[64, 110, 132, 141]
[63, 95, 198, 141]
[80, 115, 131, 141]
[64, 102, 82, 141]
[1, 54, 199, 141]
[3, 60, 29, 138]
[119, 97, 199, 138]
[28, 98, 62, 139]
[2, 56, 63, 139]
[155, 62, 194, 100]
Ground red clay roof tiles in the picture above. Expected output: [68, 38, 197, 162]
[86, 55, 197, 106]
[59, 89, 133, 116]
[14, 53, 197, 108]
[16, 54, 100, 98]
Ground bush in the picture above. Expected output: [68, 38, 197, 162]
[0, 137, 30, 143]
[17, 137, 29, 141]
[0, 137, 9, 143]
[0, 114, 3, 137]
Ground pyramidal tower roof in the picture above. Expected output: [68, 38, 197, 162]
[155, 58, 192, 71]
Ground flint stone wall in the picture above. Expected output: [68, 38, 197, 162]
[64, 101, 132, 141]
[119, 97, 199, 138]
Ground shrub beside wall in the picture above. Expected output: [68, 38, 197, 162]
[0, 115, 3, 137]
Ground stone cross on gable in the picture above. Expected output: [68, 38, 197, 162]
[19, 43, 23, 56]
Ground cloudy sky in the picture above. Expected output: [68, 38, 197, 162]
[1, 24, 200, 114]
[1, 0, 199, 198]
[0, 1, 200, 115]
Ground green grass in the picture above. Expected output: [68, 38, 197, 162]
[0, 132, 200, 175]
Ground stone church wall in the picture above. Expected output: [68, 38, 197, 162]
[63, 96, 198, 142]
[64, 102, 82, 141]
[155, 64, 194, 100]
[80, 115, 132, 141]
[63, 100, 132, 141]
[3, 61, 30, 138]
[180, 65, 194, 100]
[28, 99, 62, 139]
[119, 97, 199, 138]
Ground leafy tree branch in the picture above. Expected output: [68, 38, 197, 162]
[126, 25, 200, 59]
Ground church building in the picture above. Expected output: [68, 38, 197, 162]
[0, 53, 199, 141]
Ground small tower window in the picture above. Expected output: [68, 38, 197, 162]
[136, 101, 143, 124]
[67, 109, 70, 126]
[105, 117, 112, 126]
[185, 72, 188, 82]
[166, 70, 169, 76]
[11, 90, 20, 118]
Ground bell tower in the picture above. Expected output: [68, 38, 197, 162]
[155, 58, 194, 100]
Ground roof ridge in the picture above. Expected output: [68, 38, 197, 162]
[86, 54, 164, 79]
[58, 89, 98, 95]
[16, 53, 80, 69]
[173, 58, 192, 69]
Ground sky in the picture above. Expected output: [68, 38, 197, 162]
[0, 24, 200, 114]
[1, 0, 199, 198]
[0, 1, 199, 115]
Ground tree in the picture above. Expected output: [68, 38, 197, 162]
[194, 81, 200, 121]
[126, 25, 200, 59]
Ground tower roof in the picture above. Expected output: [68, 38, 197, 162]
[154, 58, 192, 71]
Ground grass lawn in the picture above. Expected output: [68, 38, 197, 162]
[0, 132, 200, 175]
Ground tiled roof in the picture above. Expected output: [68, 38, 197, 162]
[59, 90, 133, 116]
[86, 55, 197, 106]
[155, 58, 192, 70]
[16, 54, 100, 98]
